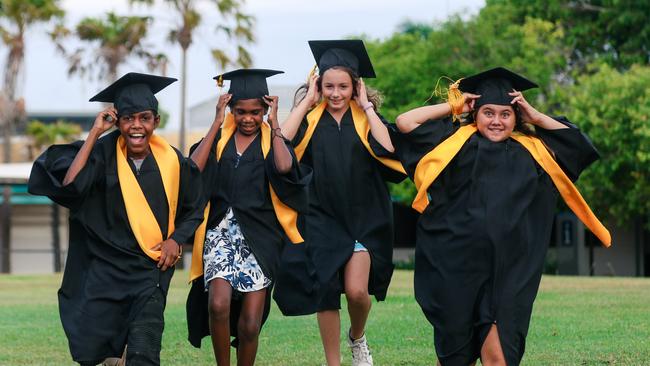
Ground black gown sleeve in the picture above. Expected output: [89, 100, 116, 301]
[535, 116, 600, 181]
[189, 131, 221, 205]
[367, 114, 399, 158]
[290, 117, 310, 147]
[367, 114, 408, 183]
[27, 140, 102, 210]
[169, 154, 205, 245]
[265, 138, 312, 213]
[391, 118, 456, 178]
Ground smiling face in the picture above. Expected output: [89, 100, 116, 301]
[117, 110, 160, 159]
[475, 104, 516, 142]
[232, 98, 266, 136]
[320, 67, 355, 113]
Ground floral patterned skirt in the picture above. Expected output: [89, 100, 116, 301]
[203, 208, 272, 292]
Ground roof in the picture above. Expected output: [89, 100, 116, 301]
[0, 163, 33, 184]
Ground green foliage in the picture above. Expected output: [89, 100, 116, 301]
[488, 0, 650, 70]
[157, 107, 170, 129]
[551, 64, 650, 227]
[365, 10, 567, 122]
[0, 0, 63, 27]
[76, 13, 151, 46]
[26, 119, 82, 151]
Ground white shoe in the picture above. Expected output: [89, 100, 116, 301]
[348, 331, 374, 366]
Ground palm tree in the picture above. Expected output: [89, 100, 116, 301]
[54, 12, 167, 83]
[0, 0, 64, 163]
[131, 0, 255, 153]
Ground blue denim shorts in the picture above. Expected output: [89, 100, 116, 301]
[353, 240, 368, 252]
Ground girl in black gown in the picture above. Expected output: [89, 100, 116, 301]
[186, 69, 310, 366]
[279, 40, 405, 366]
[394, 67, 610, 366]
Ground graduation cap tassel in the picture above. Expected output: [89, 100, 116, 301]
[307, 64, 318, 84]
[216, 74, 224, 92]
[428, 76, 465, 122]
[447, 79, 465, 122]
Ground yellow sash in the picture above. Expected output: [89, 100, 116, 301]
[412, 124, 611, 247]
[116, 134, 180, 261]
[293, 100, 406, 174]
[189, 114, 303, 282]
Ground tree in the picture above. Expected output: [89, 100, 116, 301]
[25, 119, 81, 158]
[486, 0, 650, 71]
[0, 0, 63, 162]
[551, 64, 650, 228]
[363, 6, 571, 205]
[53, 12, 167, 83]
[131, 0, 255, 153]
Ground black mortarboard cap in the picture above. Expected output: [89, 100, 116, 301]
[458, 67, 538, 108]
[214, 69, 283, 102]
[308, 40, 376, 78]
[89, 72, 177, 116]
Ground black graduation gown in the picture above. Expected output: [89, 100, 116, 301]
[186, 131, 311, 348]
[393, 118, 599, 365]
[288, 108, 405, 312]
[27, 130, 203, 363]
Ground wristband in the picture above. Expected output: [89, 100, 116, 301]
[362, 102, 374, 112]
[271, 127, 286, 140]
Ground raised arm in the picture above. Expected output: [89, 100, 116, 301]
[190, 94, 231, 171]
[281, 73, 321, 140]
[509, 90, 568, 130]
[265, 95, 293, 174]
[62, 107, 117, 186]
[356, 78, 395, 152]
[395, 93, 481, 133]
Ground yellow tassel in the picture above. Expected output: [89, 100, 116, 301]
[307, 64, 318, 84]
[216, 75, 224, 88]
[447, 79, 465, 122]
[428, 76, 465, 122]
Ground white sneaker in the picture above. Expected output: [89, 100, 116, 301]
[348, 331, 374, 366]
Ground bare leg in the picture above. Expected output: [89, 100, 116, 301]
[208, 279, 233, 366]
[318, 310, 341, 366]
[236, 289, 267, 366]
[344, 252, 371, 340]
[480, 324, 506, 366]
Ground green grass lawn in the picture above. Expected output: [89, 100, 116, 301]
[1, 270, 649, 365]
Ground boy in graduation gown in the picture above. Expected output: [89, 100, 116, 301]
[28, 73, 204, 366]
[394, 67, 611, 365]
[277, 40, 406, 366]
[185, 69, 311, 366]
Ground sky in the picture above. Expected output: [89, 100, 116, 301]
[12, 0, 485, 130]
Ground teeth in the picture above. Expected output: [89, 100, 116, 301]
[130, 134, 144, 138]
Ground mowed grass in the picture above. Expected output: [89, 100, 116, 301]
[1, 271, 649, 365]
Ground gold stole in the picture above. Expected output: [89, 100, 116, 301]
[116, 134, 180, 261]
[189, 113, 303, 282]
[293, 100, 406, 174]
[412, 124, 611, 247]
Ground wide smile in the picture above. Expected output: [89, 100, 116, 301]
[127, 132, 147, 146]
[487, 127, 505, 133]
